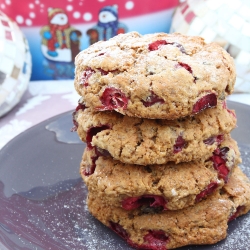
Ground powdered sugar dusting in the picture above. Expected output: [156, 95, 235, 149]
[61, 191, 129, 250]
[0, 139, 249, 250]
[238, 145, 250, 178]
[184, 144, 250, 250]
[211, 144, 250, 250]
[67, 144, 250, 250]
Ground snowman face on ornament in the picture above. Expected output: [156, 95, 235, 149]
[99, 10, 117, 23]
[87, 5, 127, 45]
[50, 12, 68, 26]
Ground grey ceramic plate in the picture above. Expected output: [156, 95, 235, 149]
[0, 100, 249, 250]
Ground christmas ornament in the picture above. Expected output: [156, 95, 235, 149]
[0, 11, 32, 117]
[2, 0, 178, 80]
[40, 8, 82, 62]
[87, 5, 128, 45]
[171, 0, 250, 93]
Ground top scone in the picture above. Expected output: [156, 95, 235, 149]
[74, 32, 236, 119]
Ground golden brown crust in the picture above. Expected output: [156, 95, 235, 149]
[87, 166, 250, 249]
[74, 32, 236, 119]
[80, 136, 240, 211]
[75, 101, 237, 165]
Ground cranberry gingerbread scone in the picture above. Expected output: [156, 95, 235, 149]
[80, 136, 240, 211]
[87, 166, 250, 250]
[74, 100, 236, 165]
[74, 32, 236, 119]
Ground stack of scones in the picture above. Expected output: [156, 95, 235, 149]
[72, 32, 250, 249]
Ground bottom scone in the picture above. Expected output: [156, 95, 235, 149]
[87, 166, 250, 250]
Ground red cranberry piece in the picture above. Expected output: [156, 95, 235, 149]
[97, 87, 128, 111]
[83, 155, 98, 176]
[81, 67, 95, 87]
[210, 147, 230, 182]
[122, 195, 167, 211]
[148, 40, 167, 51]
[110, 223, 169, 250]
[173, 135, 186, 153]
[148, 40, 187, 55]
[109, 221, 129, 240]
[176, 62, 198, 82]
[228, 206, 245, 222]
[159, 41, 187, 54]
[215, 134, 224, 144]
[99, 69, 108, 75]
[71, 103, 86, 132]
[195, 182, 219, 203]
[83, 145, 111, 176]
[75, 103, 86, 112]
[142, 91, 164, 107]
[86, 125, 110, 149]
[97, 52, 105, 56]
[177, 62, 193, 74]
[192, 93, 217, 114]
[96, 68, 110, 75]
[148, 39, 187, 55]
[143, 230, 169, 250]
[203, 135, 224, 145]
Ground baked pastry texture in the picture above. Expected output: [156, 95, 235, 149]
[74, 100, 236, 165]
[73, 31, 247, 250]
[80, 135, 240, 211]
[74, 32, 236, 119]
[87, 166, 250, 249]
